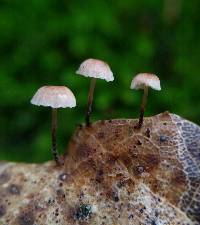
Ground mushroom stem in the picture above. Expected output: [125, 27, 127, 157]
[138, 86, 148, 128]
[51, 108, 60, 165]
[85, 78, 97, 126]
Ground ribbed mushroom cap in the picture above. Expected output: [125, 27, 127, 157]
[31, 86, 76, 108]
[130, 73, 161, 91]
[76, 58, 114, 82]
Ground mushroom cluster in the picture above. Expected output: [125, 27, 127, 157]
[31, 59, 161, 165]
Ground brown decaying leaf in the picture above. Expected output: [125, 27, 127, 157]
[0, 112, 199, 225]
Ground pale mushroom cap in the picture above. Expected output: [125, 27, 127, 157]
[31, 86, 76, 108]
[76, 58, 114, 82]
[130, 73, 161, 91]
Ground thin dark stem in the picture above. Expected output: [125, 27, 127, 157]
[51, 108, 60, 165]
[138, 86, 148, 128]
[85, 78, 96, 126]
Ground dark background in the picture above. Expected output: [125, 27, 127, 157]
[0, 0, 199, 162]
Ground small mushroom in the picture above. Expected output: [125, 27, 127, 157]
[76, 58, 114, 126]
[31, 86, 76, 165]
[130, 73, 161, 128]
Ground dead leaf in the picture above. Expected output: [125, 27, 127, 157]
[0, 112, 199, 224]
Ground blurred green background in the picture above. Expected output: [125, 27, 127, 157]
[0, 0, 199, 162]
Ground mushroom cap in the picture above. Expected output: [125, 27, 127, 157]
[31, 86, 76, 108]
[130, 73, 161, 91]
[76, 58, 114, 82]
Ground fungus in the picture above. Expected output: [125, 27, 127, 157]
[31, 86, 76, 165]
[76, 58, 114, 126]
[130, 73, 161, 128]
[74, 204, 92, 220]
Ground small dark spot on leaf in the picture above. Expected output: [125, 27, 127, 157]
[58, 173, 69, 182]
[159, 135, 168, 143]
[74, 204, 92, 221]
[136, 140, 142, 145]
[113, 192, 119, 202]
[8, 184, 21, 195]
[128, 214, 134, 219]
[139, 206, 146, 214]
[136, 166, 144, 174]
[140, 208, 144, 213]
[79, 191, 84, 199]
[0, 204, 6, 217]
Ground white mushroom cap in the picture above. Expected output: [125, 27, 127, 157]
[31, 86, 76, 108]
[130, 73, 161, 91]
[76, 58, 114, 82]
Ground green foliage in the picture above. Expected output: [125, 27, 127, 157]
[0, 0, 199, 162]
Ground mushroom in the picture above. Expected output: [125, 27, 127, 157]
[76, 58, 114, 126]
[31, 86, 76, 165]
[130, 73, 161, 128]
